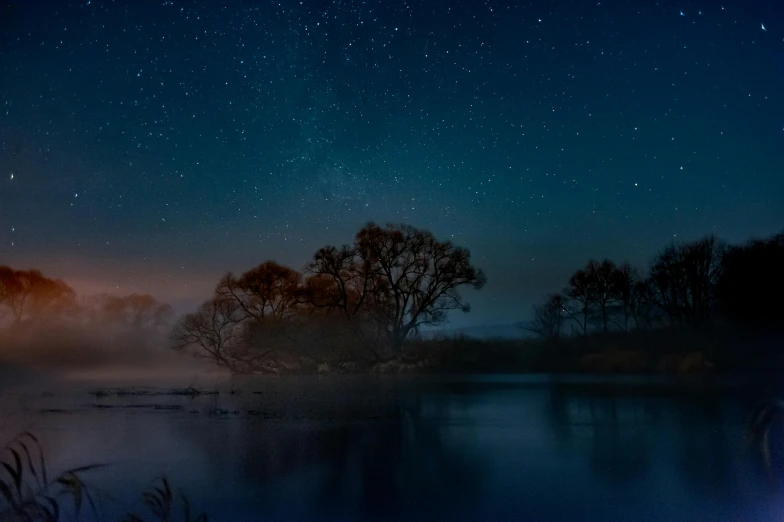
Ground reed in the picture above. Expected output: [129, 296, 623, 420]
[123, 477, 207, 522]
[0, 431, 101, 521]
[1, 432, 207, 522]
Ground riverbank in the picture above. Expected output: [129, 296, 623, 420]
[315, 326, 784, 376]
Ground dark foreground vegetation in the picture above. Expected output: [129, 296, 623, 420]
[510, 231, 784, 374]
[1, 224, 782, 375]
[0, 432, 206, 522]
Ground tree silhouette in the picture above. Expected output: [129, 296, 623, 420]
[217, 261, 302, 322]
[170, 295, 248, 371]
[564, 266, 595, 335]
[717, 233, 784, 328]
[305, 245, 376, 320]
[518, 294, 567, 340]
[650, 236, 723, 328]
[615, 263, 654, 330]
[587, 259, 623, 332]
[354, 223, 486, 352]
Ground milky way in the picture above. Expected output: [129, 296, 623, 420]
[1, 0, 782, 326]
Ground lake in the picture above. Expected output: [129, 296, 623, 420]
[1, 373, 782, 521]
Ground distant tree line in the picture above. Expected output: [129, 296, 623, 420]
[5, 227, 780, 374]
[0, 266, 172, 333]
[170, 222, 486, 373]
[520, 232, 784, 340]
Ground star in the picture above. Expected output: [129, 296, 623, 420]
[0, 0, 781, 338]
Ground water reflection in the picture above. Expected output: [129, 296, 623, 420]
[1, 376, 779, 521]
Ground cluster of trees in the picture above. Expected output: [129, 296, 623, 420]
[0, 266, 172, 333]
[6, 227, 779, 374]
[0, 267, 77, 324]
[171, 223, 486, 373]
[521, 232, 784, 340]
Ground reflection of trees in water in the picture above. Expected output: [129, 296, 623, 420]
[588, 420, 650, 483]
[317, 396, 483, 519]
[545, 385, 740, 493]
[672, 396, 734, 495]
[173, 381, 486, 519]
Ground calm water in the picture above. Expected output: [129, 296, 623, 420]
[1, 373, 782, 521]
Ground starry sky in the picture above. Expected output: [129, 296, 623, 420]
[1, 0, 782, 327]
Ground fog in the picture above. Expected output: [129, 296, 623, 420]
[0, 322, 223, 386]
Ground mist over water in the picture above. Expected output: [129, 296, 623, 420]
[0, 322, 223, 388]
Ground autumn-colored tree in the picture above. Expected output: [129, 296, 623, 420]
[305, 245, 377, 320]
[216, 261, 302, 322]
[0, 266, 18, 320]
[171, 224, 485, 369]
[0, 268, 76, 324]
[302, 246, 392, 360]
[174, 262, 307, 373]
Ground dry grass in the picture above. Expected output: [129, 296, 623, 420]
[1, 432, 207, 522]
[123, 477, 207, 522]
[0, 431, 101, 522]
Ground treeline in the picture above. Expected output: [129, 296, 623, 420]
[171, 222, 485, 373]
[0, 267, 173, 333]
[4, 227, 781, 375]
[521, 232, 784, 340]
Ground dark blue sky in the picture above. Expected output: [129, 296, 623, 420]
[1, 0, 782, 326]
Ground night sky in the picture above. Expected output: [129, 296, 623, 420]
[1, 0, 782, 327]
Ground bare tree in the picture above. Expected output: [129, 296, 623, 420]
[587, 259, 623, 332]
[170, 296, 249, 372]
[615, 263, 653, 330]
[518, 294, 567, 340]
[305, 245, 376, 320]
[355, 223, 486, 352]
[650, 236, 724, 327]
[564, 266, 594, 335]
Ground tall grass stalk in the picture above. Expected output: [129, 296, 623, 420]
[1, 432, 206, 522]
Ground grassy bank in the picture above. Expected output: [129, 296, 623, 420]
[367, 326, 784, 375]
